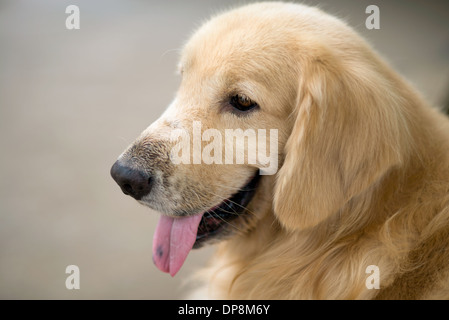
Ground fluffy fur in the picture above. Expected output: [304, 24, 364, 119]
[123, 3, 449, 299]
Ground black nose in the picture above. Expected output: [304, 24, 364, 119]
[110, 160, 152, 200]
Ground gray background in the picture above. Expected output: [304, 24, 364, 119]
[0, 0, 448, 299]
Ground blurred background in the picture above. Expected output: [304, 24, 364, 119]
[0, 0, 448, 299]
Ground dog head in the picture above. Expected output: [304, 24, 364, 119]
[111, 3, 409, 275]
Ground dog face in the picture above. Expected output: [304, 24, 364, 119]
[111, 3, 408, 276]
[111, 5, 300, 260]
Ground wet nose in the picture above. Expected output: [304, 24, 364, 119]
[110, 160, 152, 200]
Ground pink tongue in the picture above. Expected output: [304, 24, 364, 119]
[152, 213, 203, 276]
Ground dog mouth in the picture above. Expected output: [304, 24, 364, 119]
[194, 172, 261, 248]
[152, 171, 261, 276]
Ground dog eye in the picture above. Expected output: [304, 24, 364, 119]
[230, 94, 258, 112]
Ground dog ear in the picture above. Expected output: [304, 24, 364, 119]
[273, 55, 409, 231]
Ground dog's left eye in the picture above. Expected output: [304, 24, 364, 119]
[230, 94, 258, 112]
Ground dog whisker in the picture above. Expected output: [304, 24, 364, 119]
[204, 189, 258, 218]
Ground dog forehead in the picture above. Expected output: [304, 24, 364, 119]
[180, 2, 353, 76]
[180, 7, 301, 77]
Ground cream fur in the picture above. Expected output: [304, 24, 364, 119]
[126, 2, 449, 299]
[185, 3, 449, 300]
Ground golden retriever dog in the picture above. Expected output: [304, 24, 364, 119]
[111, 2, 449, 299]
